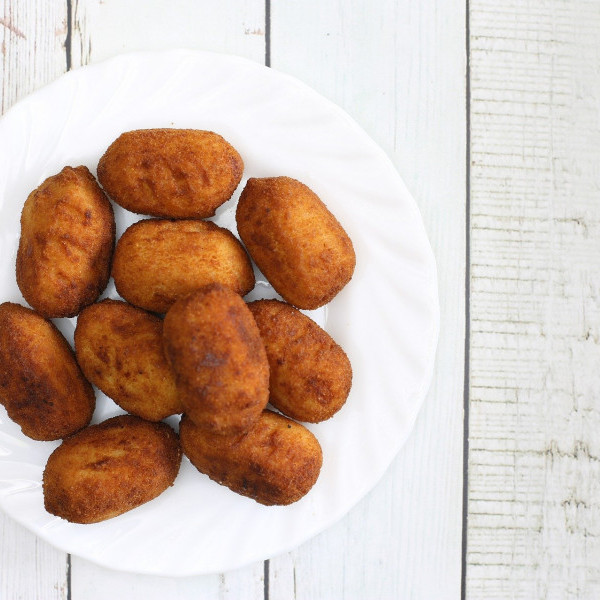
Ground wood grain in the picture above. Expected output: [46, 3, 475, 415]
[67, 1, 267, 597]
[71, 561, 265, 600]
[1, 0, 68, 112]
[0, 519, 68, 600]
[468, 1, 600, 597]
[268, 2, 466, 598]
[1, 1, 465, 598]
[1, 1, 69, 598]
[69, 0, 266, 67]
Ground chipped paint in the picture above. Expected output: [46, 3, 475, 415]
[0, 17, 25, 40]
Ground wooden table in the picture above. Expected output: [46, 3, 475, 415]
[1, 1, 598, 598]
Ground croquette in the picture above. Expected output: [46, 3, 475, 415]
[112, 219, 255, 313]
[180, 410, 322, 506]
[75, 299, 182, 421]
[248, 299, 352, 422]
[236, 176, 355, 309]
[43, 415, 182, 523]
[16, 166, 115, 318]
[0, 302, 95, 440]
[97, 129, 243, 218]
[163, 285, 269, 435]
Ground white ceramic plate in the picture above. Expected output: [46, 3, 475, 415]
[0, 50, 439, 576]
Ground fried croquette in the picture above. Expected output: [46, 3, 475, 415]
[236, 176, 356, 309]
[75, 300, 182, 421]
[43, 415, 181, 523]
[180, 410, 322, 506]
[112, 219, 255, 313]
[16, 166, 115, 318]
[0, 302, 95, 441]
[163, 285, 269, 435]
[248, 299, 352, 422]
[97, 129, 244, 218]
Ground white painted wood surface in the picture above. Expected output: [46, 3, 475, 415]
[1, 2, 70, 598]
[468, 1, 600, 598]
[1, 1, 467, 598]
[68, 4, 267, 596]
[268, 2, 466, 598]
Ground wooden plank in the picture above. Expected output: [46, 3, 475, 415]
[1, 1, 467, 598]
[0, 519, 68, 600]
[67, 1, 267, 598]
[468, 1, 600, 598]
[268, 2, 466, 598]
[69, 0, 266, 67]
[1, 2, 70, 599]
[1, 0, 68, 112]
[71, 561, 264, 600]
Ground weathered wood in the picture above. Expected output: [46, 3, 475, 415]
[268, 1, 466, 598]
[68, 1, 267, 598]
[1, 0, 68, 112]
[468, 1, 600, 598]
[0, 519, 68, 600]
[69, 0, 266, 67]
[1, 1, 467, 598]
[0, 1, 69, 598]
[71, 561, 265, 600]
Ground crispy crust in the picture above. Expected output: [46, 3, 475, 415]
[180, 410, 322, 506]
[163, 284, 269, 435]
[0, 302, 95, 440]
[16, 166, 115, 318]
[43, 415, 182, 523]
[97, 129, 244, 218]
[75, 299, 182, 421]
[112, 219, 255, 313]
[248, 299, 352, 422]
[236, 176, 356, 309]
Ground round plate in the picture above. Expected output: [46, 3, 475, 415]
[0, 50, 439, 576]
